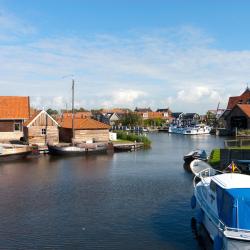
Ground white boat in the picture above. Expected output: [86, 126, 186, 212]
[190, 159, 215, 176]
[168, 125, 185, 134]
[0, 144, 32, 161]
[192, 170, 250, 249]
[183, 124, 211, 135]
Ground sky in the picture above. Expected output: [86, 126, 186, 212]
[1, 0, 250, 113]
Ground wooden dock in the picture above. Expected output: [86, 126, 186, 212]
[113, 142, 144, 152]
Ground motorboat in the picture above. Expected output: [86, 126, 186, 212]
[183, 124, 212, 135]
[192, 170, 250, 249]
[183, 149, 207, 165]
[168, 125, 185, 134]
[190, 159, 216, 177]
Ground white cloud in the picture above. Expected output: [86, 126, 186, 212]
[1, 9, 250, 113]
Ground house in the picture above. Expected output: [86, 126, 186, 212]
[156, 108, 172, 123]
[223, 104, 250, 131]
[0, 96, 30, 141]
[62, 111, 92, 119]
[227, 87, 250, 109]
[171, 112, 183, 126]
[101, 112, 121, 126]
[58, 117, 111, 143]
[181, 113, 200, 126]
[23, 110, 60, 145]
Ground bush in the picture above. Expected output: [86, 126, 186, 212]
[115, 131, 151, 148]
[209, 148, 220, 167]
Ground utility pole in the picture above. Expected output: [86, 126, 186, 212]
[72, 79, 75, 143]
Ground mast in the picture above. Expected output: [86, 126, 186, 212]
[72, 79, 75, 143]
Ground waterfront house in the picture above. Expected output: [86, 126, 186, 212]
[23, 110, 60, 145]
[156, 108, 172, 123]
[181, 113, 200, 126]
[227, 87, 250, 109]
[0, 96, 30, 141]
[58, 117, 111, 143]
[171, 112, 183, 126]
[223, 104, 250, 131]
[219, 88, 250, 133]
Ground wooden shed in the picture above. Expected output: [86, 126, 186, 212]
[58, 117, 110, 143]
[23, 110, 59, 145]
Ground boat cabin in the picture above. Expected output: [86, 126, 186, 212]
[209, 173, 250, 230]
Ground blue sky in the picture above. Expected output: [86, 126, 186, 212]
[1, 0, 250, 113]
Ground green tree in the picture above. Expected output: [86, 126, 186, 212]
[47, 108, 59, 115]
[121, 112, 143, 126]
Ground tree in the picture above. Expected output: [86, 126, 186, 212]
[47, 108, 59, 115]
[121, 112, 143, 126]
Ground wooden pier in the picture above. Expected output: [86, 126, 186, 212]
[113, 142, 144, 152]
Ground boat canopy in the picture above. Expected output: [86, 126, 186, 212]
[216, 185, 250, 230]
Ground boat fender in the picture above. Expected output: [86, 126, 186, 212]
[191, 195, 196, 209]
[196, 209, 204, 224]
[214, 234, 223, 250]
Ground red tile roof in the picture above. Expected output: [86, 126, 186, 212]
[227, 88, 250, 109]
[62, 112, 92, 119]
[237, 104, 250, 118]
[59, 117, 110, 129]
[0, 96, 30, 119]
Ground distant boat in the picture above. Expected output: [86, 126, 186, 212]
[183, 149, 208, 165]
[0, 144, 32, 161]
[169, 124, 211, 135]
[183, 124, 212, 135]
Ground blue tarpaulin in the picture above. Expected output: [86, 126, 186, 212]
[216, 185, 250, 230]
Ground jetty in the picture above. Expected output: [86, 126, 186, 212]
[113, 142, 144, 152]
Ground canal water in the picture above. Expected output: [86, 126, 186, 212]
[0, 133, 225, 250]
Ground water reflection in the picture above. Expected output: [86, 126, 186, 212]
[191, 218, 213, 250]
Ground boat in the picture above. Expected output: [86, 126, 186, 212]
[169, 124, 211, 135]
[0, 144, 32, 161]
[48, 143, 108, 156]
[183, 149, 207, 165]
[182, 124, 212, 135]
[192, 170, 250, 249]
[168, 125, 185, 134]
[190, 159, 216, 177]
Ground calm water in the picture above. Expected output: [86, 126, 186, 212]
[0, 133, 225, 250]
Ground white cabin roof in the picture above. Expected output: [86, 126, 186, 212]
[212, 173, 250, 189]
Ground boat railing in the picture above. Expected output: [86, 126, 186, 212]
[193, 168, 223, 187]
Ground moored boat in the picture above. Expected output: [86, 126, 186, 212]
[192, 170, 250, 249]
[190, 159, 216, 177]
[48, 143, 108, 156]
[0, 144, 32, 161]
[183, 149, 207, 165]
[183, 124, 212, 135]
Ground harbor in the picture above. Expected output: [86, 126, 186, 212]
[0, 133, 225, 250]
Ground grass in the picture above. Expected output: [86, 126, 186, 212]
[115, 131, 151, 148]
[227, 146, 250, 149]
[208, 148, 220, 167]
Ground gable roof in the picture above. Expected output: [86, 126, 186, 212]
[237, 104, 250, 118]
[0, 96, 30, 119]
[171, 112, 183, 118]
[59, 117, 111, 130]
[227, 88, 250, 109]
[23, 110, 60, 127]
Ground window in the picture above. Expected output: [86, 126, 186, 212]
[210, 180, 217, 193]
[14, 123, 21, 131]
[41, 128, 47, 135]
